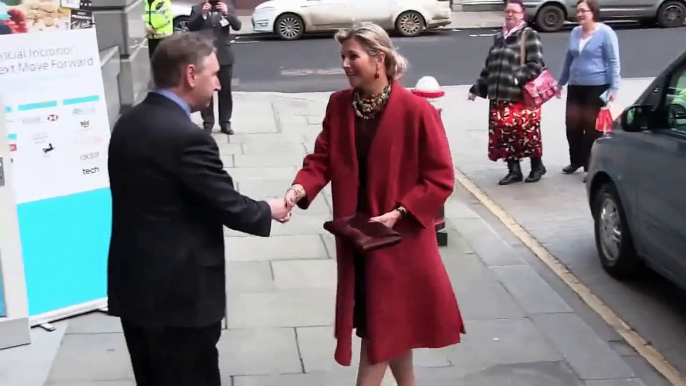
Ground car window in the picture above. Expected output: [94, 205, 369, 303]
[663, 63, 686, 133]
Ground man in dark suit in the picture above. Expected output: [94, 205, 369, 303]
[188, 0, 241, 135]
[107, 32, 291, 386]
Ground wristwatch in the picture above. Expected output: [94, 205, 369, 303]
[396, 206, 407, 218]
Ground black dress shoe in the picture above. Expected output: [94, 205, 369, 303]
[525, 157, 547, 183]
[562, 164, 581, 174]
[203, 123, 214, 132]
[499, 160, 523, 185]
[220, 124, 234, 135]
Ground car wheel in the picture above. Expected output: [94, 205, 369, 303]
[592, 182, 641, 279]
[657, 0, 686, 28]
[275, 13, 304, 41]
[535, 4, 565, 32]
[174, 16, 189, 33]
[396, 11, 425, 37]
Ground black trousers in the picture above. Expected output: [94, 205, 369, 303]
[201, 65, 233, 129]
[148, 38, 164, 59]
[121, 319, 222, 386]
[565, 84, 609, 170]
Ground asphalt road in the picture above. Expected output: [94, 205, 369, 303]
[231, 25, 686, 93]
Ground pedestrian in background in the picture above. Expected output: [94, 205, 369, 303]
[188, 0, 241, 135]
[107, 32, 291, 386]
[283, 22, 465, 386]
[469, 0, 547, 185]
[144, 0, 173, 58]
[556, 0, 620, 181]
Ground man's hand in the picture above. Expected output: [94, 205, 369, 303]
[268, 198, 292, 223]
[285, 184, 305, 208]
[216, 1, 228, 15]
[201, 0, 212, 17]
[146, 24, 154, 34]
[369, 210, 401, 229]
[468, 92, 476, 101]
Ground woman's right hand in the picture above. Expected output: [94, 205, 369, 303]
[285, 184, 305, 208]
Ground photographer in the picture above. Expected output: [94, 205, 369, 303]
[188, 0, 241, 135]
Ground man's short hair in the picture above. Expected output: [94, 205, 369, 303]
[151, 32, 216, 89]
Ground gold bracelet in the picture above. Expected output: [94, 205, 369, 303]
[287, 186, 303, 202]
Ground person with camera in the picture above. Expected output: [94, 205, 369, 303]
[188, 0, 241, 135]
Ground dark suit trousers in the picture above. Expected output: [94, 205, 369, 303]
[201, 65, 233, 128]
[121, 319, 222, 386]
[147, 38, 164, 59]
[565, 84, 608, 171]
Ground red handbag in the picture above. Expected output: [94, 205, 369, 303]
[520, 30, 557, 108]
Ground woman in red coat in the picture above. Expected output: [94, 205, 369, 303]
[284, 22, 465, 386]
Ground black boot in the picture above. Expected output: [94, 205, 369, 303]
[499, 160, 523, 185]
[562, 164, 581, 174]
[525, 157, 547, 183]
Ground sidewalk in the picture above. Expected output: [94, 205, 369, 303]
[0, 87, 663, 386]
[233, 11, 502, 36]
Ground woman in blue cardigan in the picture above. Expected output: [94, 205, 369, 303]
[556, 0, 620, 179]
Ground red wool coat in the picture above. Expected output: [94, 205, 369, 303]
[293, 83, 465, 366]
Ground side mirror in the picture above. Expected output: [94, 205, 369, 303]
[621, 104, 651, 132]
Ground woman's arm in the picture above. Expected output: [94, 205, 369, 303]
[397, 102, 455, 229]
[515, 28, 545, 86]
[469, 57, 490, 98]
[603, 28, 621, 93]
[470, 39, 495, 98]
[291, 94, 334, 209]
[558, 49, 573, 87]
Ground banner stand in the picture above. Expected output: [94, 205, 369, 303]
[0, 94, 31, 348]
[1, 2, 112, 333]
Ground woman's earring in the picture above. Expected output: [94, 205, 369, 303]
[374, 68, 380, 79]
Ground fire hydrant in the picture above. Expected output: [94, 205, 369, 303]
[412, 76, 448, 247]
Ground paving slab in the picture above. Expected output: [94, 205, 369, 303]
[218, 328, 302, 377]
[224, 234, 329, 261]
[226, 289, 336, 328]
[532, 313, 636, 380]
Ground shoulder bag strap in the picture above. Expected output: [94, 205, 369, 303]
[519, 28, 528, 67]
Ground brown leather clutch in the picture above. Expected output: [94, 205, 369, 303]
[323, 213, 403, 253]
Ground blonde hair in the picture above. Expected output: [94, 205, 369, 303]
[334, 22, 408, 80]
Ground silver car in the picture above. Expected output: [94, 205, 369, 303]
[523, 0, 686, 32]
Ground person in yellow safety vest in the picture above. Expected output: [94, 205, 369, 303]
[144, 0, 173, 59]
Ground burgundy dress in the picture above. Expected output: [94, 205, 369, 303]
[352, 111, 383, 339]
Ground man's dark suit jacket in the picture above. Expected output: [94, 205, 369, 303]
[107, 92, 271, 327]
[188, 2, 242, 66]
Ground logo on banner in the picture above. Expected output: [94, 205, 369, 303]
[80, 152, 99, 161]
[32, 132, 49, 144]
[47, 114, 59, 121]
[42, 143, 55, 156]
[80, 120, 90, 129]
[22, 116, 43, 125]
[82, 167, 100, 175]
[73, 107, 96, 115]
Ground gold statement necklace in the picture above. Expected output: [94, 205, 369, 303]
[353, 83, 392, 120]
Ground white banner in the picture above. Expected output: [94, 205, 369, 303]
[0, 27, 110, 205]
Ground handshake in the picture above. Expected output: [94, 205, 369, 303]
[266, 184, 306, 223]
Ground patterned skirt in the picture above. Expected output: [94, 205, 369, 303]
[488, 100, 542, 162]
